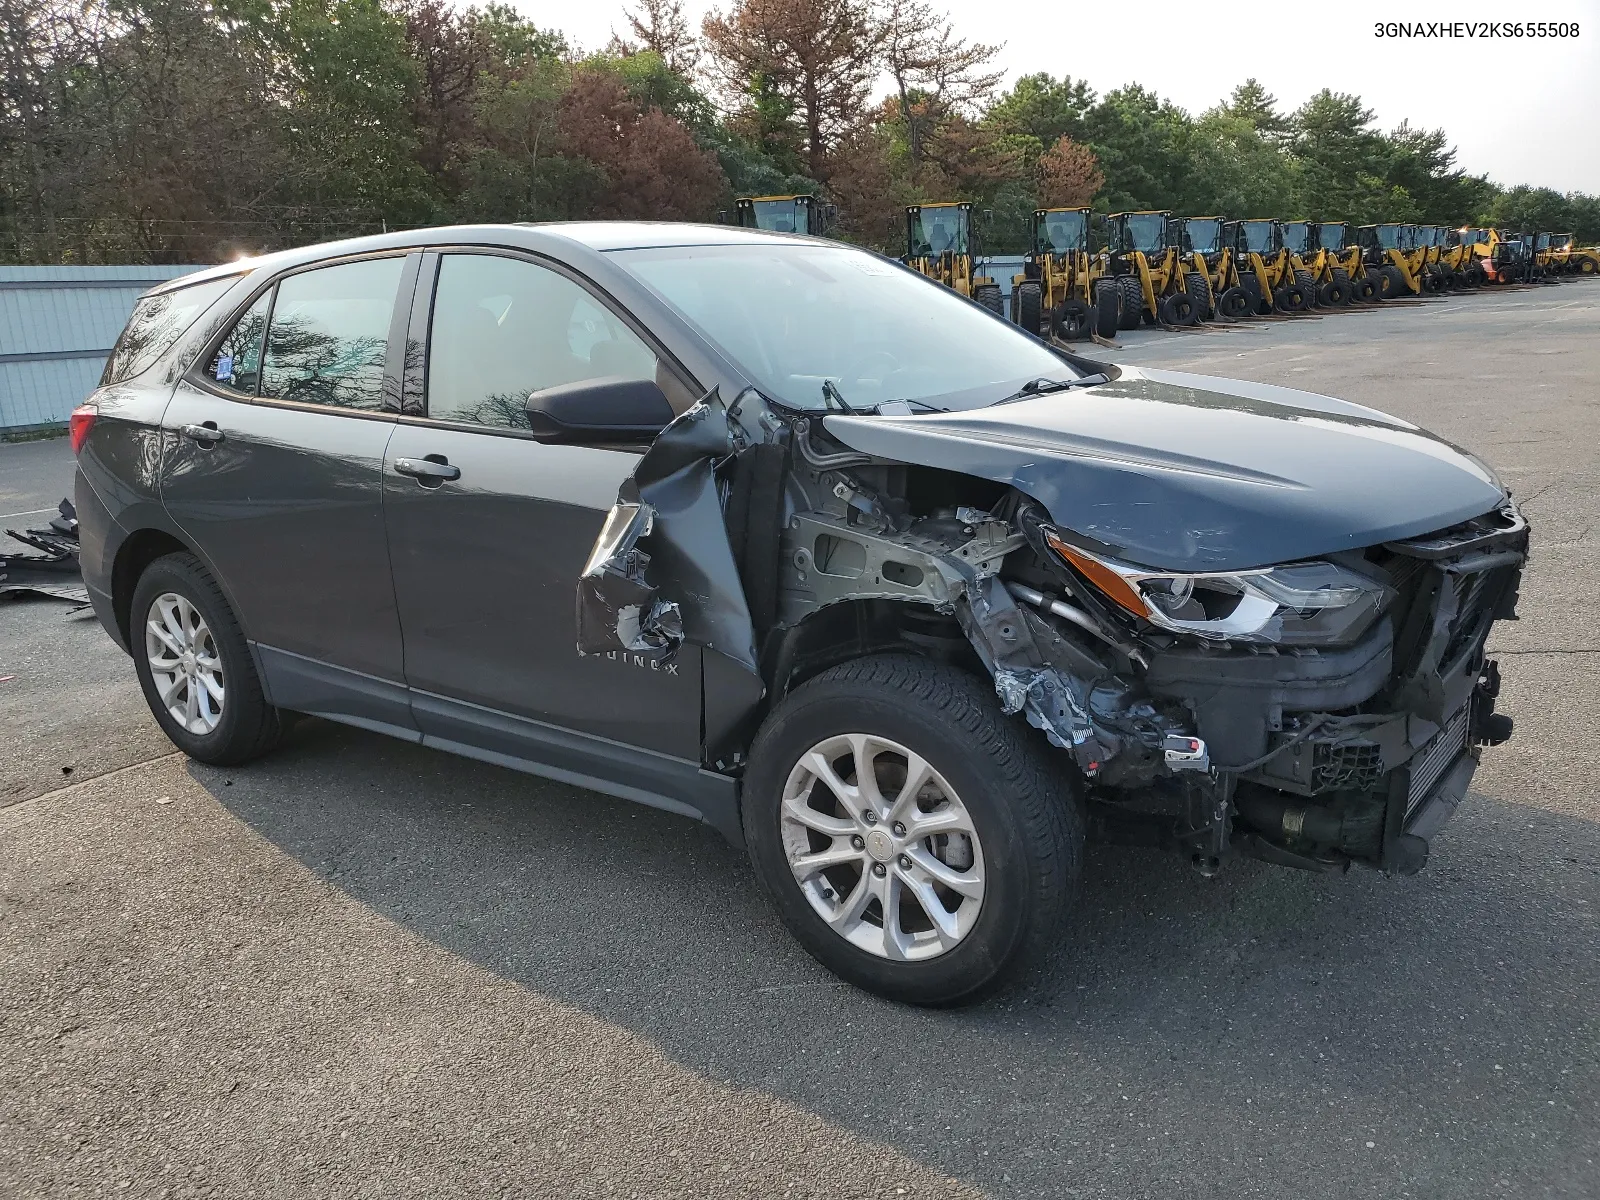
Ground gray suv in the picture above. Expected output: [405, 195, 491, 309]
[73, 223, 1526, 1005]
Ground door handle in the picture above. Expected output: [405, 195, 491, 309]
[394, 456, 461, 484]
[182, 422, 224, 447]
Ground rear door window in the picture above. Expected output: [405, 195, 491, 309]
[206, 291, 271, 395]
[102, 275, 239, 385]
[259, 257, 404, 410]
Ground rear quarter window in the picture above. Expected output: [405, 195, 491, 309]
[101, 275, 240, 386]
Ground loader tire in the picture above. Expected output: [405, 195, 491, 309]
[1217, 286, 1251, 319]
[1185, 271, 1213, 320]
[1331, 266, 1350, 284]
[1057, 297, 1091, 340]
[1115, 275, 1143, 329]
[1015, 281, 1043, 335]
[1093, 281, 1121, 338]
[975, 283, 1003, 314]
[1294, 269, 1320, 306]
[1420, 271, 1443, 294]
[1579, 257, 1597, 275]
[1159, 292, 1197, 326]
[1319, 279, 1351, 306]
[1274, 283, 1309, 312]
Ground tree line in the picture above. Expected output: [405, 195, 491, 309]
[3, 0, 1597, 264]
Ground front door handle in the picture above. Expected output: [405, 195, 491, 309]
[394, 456, 461, 485]
[182, 422, 224, 447]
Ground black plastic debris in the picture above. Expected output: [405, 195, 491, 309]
[2, 498, 89, 603]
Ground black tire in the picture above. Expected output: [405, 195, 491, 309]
[1319, 279, 1351, 306]
[1015, 281, 1043, 335]
[1274, 283, 1308, 312]
[130, 551, 284, 766]
[1184, 270, 1213, 320]
[1115, 275, 1143, 329]
[1057, 297, 1091, 340]
[1354, 275, 1379, 301]
[743, 654, 1084, 1007]
[1420, 270, 1443, 294]
[1331, 266, 1350, 284]
[1579, 257, 1597, 275]
[975, 283, 1003, 314]
[1294, 268, 1320, 306]
[1217, 285, 1251, 318]
[1159, 291, 1197, 326]
[1242, 277, 1272, 315]
[1379, 265, 1409, 298]
[1092, 280, 1121, 338]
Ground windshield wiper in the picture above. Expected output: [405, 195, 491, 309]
[821, 379, 858, 413]
[994, 373, 1110, 405]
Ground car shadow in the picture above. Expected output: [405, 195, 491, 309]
[199, 718, 1600, 1198]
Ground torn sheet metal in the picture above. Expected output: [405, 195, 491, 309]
[575, 391, 760, 676]
[956, 574, 1109, 773]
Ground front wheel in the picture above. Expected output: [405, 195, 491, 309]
[743, 655, 1083, 1006]
[130, 551, 284, 765]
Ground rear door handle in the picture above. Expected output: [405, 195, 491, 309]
[394, 456, 461, 484]
[182, 422, 224, 447]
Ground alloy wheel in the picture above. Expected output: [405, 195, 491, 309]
[145, 592, 225, 735]
[779, 733, 985, 961]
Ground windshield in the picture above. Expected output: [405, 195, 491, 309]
[1124, 213, 1167, 255]
[909, 207, 968, 256]
[1555, 233, 1575, 249]
[1282, 222, 1309, 253]
[1316, 223, 1347, 251]
[747, 199, 805, 234]
[1535, 233, 1551, 249]
[1377, 225, 1403, 250]
[1182, 218, 1222, 254]
[1241, 221, 1278, 254]
[1037, 209, 1086, 253]
[616, 244, 1077, 413]
[1460, 229, 1488, 246]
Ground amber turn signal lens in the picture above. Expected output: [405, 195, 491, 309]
[1045, 533, 1149, 619]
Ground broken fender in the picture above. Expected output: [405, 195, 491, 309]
[575, 391, 760, 676]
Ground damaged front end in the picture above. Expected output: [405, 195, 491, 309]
[575, 389, 1527, 877]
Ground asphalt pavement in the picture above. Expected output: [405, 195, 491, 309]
[2, 282, 1597, 1199]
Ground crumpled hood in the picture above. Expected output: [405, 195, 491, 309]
[822, 366, 1508, 571]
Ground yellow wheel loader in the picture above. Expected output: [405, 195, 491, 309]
[1356, 224, 1427, 297]
[1554, 233, 1600, 275]
[1311, 222, 1383, 302]
[1439, 227, 1485, 288]
[1008, 207, 1120, 341]
[904, 202, 1003, 313]
[723, 195, 835, 235]
[1096, 210, 1205, 329]
[1282, 221, 1354, 306]
[1226, 219, 1310, 313]
[1172, 216, 1232, 319]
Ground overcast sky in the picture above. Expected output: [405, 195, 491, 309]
[523, 0, 1600, 194]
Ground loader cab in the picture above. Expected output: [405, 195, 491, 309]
[907, 202, 971, 258]
[1106, 211, 1172, 258]
[1178, 216, 1225, 257]
[731, 195, 834, 236]
[1314, 222, 1350, 252]
[1233, 219, 1282, 257]
[1033, 207, 1090, 255]
[1281, 221, 1314, 255]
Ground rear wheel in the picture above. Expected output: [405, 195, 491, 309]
[1115, 275, 1143, 329]
[1579, 257, 1598, 275]
[1092, 280, 1121, 338]
[1274, 283, 1308, 312]
[1218, 286, 1251, 318]
[130, 552, 283, 766]
[743, 654, 1083, 1006]
[1319, 279, 1351, 306]
[1057, 297, 1091, 340]
[1379, 265, 1408, 298]
[1159, 291, 1197, 326]
[1353, 275, 1379, 301]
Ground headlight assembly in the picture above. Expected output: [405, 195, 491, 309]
[1044, 532, 1393, 646]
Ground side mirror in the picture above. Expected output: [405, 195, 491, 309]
[525, 377, 674, 445]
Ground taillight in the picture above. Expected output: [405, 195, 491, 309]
[68, 404, 97, 455]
